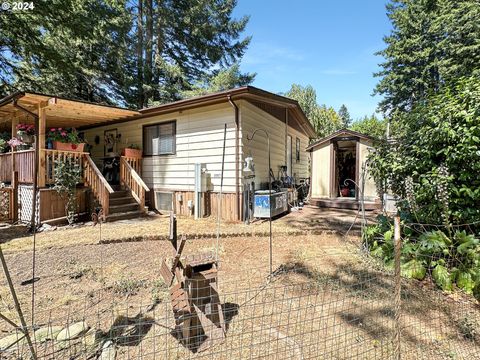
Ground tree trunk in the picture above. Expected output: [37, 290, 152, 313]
[145, 0, 153, 106]
[137, 0, 144, 108]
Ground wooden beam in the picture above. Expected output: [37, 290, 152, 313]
[37, 103, 47, 187]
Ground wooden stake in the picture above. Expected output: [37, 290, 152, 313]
[0, 245, 37, 359]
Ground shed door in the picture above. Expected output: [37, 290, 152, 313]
[287, 135, 292, 176]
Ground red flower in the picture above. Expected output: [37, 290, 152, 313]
[61, 131, 67, 137]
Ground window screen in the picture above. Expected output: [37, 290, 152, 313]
[143, 121, 176, 155]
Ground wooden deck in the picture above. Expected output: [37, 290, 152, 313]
[310, 197, 381, 211]
[0, 149, 149, 223]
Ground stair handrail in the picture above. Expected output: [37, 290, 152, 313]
[120, 156, 149, 211]
[83, 154, 114, 216]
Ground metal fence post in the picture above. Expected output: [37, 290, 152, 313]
[394, 216, 402, 360]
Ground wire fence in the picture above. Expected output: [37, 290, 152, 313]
[1, 219, 479, 359]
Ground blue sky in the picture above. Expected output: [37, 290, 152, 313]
[233, 1, 392, 120]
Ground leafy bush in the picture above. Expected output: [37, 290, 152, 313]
[53, 158, 82, 225]
[369, 76, 480, 228]
[364, 218, 480, 300]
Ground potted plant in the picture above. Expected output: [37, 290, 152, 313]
[48, 128, 86, 152]
[121, 144, 142, 158]
[16, 123, 35, 143]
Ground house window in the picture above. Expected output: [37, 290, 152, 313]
[296, 137, 301, 162]
[143, 121, 176, 155]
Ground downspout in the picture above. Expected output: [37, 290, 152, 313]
[227, 95, 240, 221]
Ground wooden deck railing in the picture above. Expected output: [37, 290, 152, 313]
[120, 156, 149, 211]
[43, 149, 87, 185]
[0, 150, 35, 183]
[123, 156, 142, 175]
[83, 154, 114, 216]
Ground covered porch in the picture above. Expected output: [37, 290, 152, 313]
[0, 92, 148, 223]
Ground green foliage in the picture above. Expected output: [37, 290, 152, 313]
[369, 76, 480, 227]
[180, 63, 255, 98]
[432, 265, 453, 292]
[285, 84, 342, 138]
[350, 114, 387, 139]
[1, 0, 252, 107]
[363, 217, 480, 298]
[375, 0, 480, 113]
[53, 158, 82, 225]
[338, 104, 352, 128]
[0, 132, 10, 153]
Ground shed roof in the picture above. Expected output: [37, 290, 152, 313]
[306, 129, 375, 151]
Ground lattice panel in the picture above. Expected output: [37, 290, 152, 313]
[0, 187, 12, 221]
[18, 184, 40, 224]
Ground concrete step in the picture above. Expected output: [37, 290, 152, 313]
[105, 210, 145, 222]
[109, 196, 137, 206]
[109, 203, 140, 214]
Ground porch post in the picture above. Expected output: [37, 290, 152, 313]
[37, 104, 47, 187]
[11, 115, 17, 175]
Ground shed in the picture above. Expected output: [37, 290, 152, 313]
[306, 129, 380, 210]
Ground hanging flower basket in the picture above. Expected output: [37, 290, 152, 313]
[53, 141, 86, 152]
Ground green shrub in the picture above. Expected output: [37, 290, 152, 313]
[363, 218, 480, 297]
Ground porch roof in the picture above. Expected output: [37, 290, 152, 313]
[0, 91, 140, 131]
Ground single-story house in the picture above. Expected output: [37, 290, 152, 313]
[0, 86, 315, 223]
[306, 129, 380, 210]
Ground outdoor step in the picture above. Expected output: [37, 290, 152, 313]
[109, 196, 137, 206]
[108, 203, 140, 214]
[105, 210, 145, 222]
[109, 190, 131, 199]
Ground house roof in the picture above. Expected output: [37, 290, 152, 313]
[0, 91, 140, 131]
[0, 86, 316, 138]
[306, 128, 374, 151]
[138, 86, 316, 138]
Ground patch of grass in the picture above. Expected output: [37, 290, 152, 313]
[65, 258, 96, 279]
[112, 274, 147, 296]
[459, 315, 479, 340]
[150, 279, 169, 304]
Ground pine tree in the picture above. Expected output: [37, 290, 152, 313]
[0, 0, 253, 108]
[375, 0, 480, 114]
[338, 104, 351, 128]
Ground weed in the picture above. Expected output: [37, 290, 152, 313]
[459, 315, 479, 340]
[150, 279, 168, 304]
[112, 275, 147, 296]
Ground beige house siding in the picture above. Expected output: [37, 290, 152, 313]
[287, 126, 309, 179]
[311, 142, 331, 198]
[239, 100, 309, 187]
[83, 103, 238, 193]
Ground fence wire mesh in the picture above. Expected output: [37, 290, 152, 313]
[1, 219, 479, 359]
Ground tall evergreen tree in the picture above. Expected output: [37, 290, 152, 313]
[375, 0, 480, 114]
[338, 104, 351, 128]
[125, 0, 252, 108]
[0, 0, 252, 108]
[0, 0, 131, 103]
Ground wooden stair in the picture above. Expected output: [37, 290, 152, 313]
[105, 187, 146, 222]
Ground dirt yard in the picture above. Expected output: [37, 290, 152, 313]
[0, 208, 479, 359]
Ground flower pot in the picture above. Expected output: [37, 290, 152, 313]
[122, 148, 142, 158]
[53, 141, 86, 152]
[19, 134, 34, 144]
